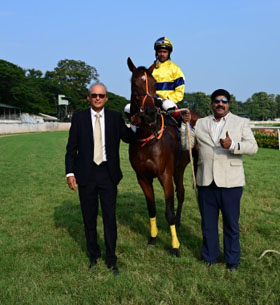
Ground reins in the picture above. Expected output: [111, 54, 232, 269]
[137, 113, 165, 147]
[168, 107, 198, 201]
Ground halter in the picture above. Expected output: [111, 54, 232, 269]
[132, 71, 156, 112]
[132, 71, 165, 147]
[141, 72, 155, 110]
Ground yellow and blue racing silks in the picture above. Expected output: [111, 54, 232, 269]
[152, 60, 185, 103]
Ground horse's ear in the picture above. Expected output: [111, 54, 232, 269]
[127, 57, 136, 72]
[148, 62, 156, 74]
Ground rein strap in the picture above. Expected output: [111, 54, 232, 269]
[138, 114, 165, 147]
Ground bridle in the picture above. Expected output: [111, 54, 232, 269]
[131, 71, 165, 147]
[140, 72, 155, 111]
[132, 72, 156, 113]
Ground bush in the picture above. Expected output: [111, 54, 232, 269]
[253, 129, 279, 149]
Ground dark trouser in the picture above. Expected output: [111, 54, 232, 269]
[198, 182, 243, 266]
[78, 162, 117, 267]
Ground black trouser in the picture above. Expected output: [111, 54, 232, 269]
[78, 162, 118, 266]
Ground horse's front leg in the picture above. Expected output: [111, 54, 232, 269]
[159, 173, 180, 257]
[174, 153, 190, 229]
[137, 175, 158, 246]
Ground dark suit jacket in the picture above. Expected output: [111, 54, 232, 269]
[65, 108, 135, 185]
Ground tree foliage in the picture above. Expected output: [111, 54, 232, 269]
[45, 59, 99, 110]
[0, 60, 25, 107]
[181, 92, 212, 117]
[1, 59, 280, 120]
[180, 92, 240, 117]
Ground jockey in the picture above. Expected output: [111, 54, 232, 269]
[124, 37, 185, 124]
[152, 36, 185, 120]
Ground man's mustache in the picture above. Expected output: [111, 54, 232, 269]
[216, 106, 225, 110]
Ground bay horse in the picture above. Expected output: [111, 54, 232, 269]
[127, 57, 200, 256]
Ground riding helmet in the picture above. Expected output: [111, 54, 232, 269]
[154, 37, 173, 52]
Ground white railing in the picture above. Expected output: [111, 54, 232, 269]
[251, 126, 280, 150]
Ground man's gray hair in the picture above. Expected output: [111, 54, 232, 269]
[88, 82, 107, 95]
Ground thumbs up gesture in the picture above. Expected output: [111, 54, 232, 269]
[220, 131, 232, 149]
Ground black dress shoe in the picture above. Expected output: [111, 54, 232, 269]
[89, 259, 98, 270]
[205, 261, 216, 267]
[226, 263, 239, 272]
[107, 265, 120, 276]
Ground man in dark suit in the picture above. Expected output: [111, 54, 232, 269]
[65, 82, 135, 275]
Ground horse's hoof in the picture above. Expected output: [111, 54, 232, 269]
[170, 248, 180, 257]
[148, 237, 157, 246]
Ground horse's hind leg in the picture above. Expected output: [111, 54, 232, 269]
[174, 168, 185, 229]
[158, 174, 180, 256]
[137, 176, 158, 245]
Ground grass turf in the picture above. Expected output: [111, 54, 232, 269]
[0, 131, 279, 305]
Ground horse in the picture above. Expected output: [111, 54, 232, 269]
[127, 57, 200, 256]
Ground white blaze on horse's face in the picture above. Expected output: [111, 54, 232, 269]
[141, 75, 146, 81]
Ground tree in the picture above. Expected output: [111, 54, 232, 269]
[25, 69, 43, 79]
[229, 96, 236, 113]
[0, 59, 62, 113]
[275, 95, 280, 118]
[46, 59, 99, 111]
[244, 92, 274, 120]
[181, 92, 211, 117]
[0, 60, 25, 106]
[106, 92, 130, 118]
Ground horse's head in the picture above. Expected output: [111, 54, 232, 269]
[127, 57, 157, 126]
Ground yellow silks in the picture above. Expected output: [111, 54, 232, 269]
[170, 224, 180, 249]
[152, 60, 185, 103]
[150, 217, 158, 238]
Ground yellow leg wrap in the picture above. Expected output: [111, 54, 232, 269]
[170, 225, 180, 248]
[150, 217, 158, 238]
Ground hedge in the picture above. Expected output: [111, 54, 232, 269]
[253, 129, 279, 149]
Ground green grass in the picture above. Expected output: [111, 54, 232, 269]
[0, 132, 279, 305]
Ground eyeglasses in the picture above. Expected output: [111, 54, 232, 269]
[90, 93, 106, 99]
[213, 98, 229, 104]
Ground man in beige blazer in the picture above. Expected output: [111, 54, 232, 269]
[181, 89, 258, 271]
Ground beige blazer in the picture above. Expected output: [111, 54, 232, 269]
[181, 112, 258, 188]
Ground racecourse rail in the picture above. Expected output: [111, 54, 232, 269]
[0, 122, 70, 135]
[0, 121, 279, 150]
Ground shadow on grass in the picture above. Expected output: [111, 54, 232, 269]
[117, 192, 202, 259]
[53, 200, 101, 260]
[53, 193, 202, 261]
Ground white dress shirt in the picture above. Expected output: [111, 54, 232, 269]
[181, 112, 235, 152]
[209, 113, 235, 151]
